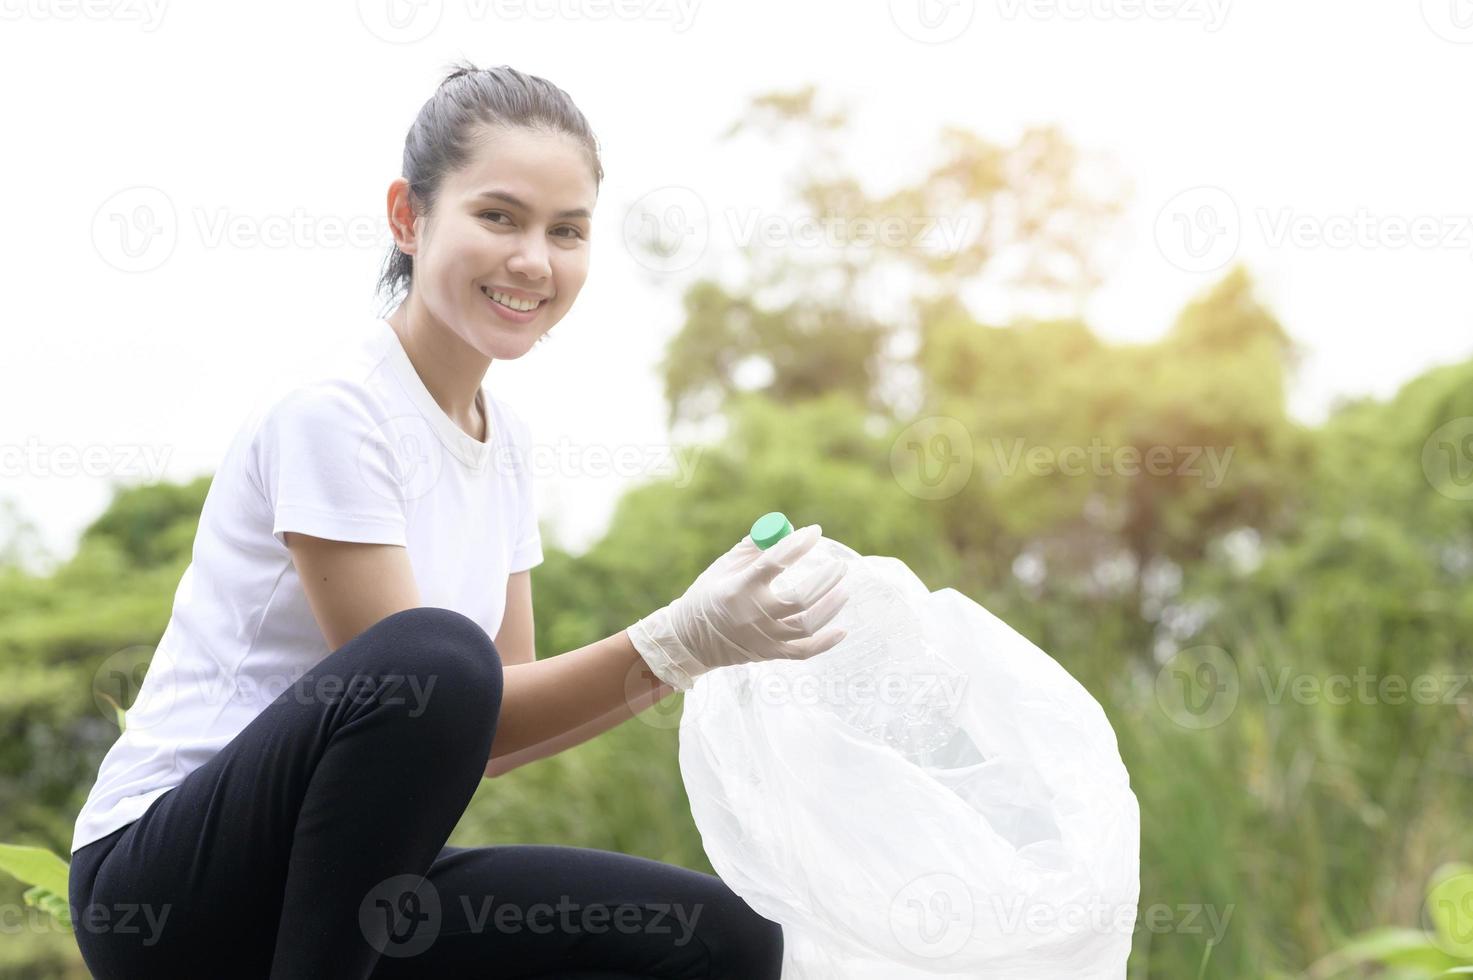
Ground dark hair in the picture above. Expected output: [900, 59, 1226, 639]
[375, 61, 603, 319]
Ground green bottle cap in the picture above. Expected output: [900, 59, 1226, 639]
[750, 512, 793, 550]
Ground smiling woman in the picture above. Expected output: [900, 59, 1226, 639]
[379, 69, 601, 396]
[378, 105, 600, 446]
[64, 61, 801, 980]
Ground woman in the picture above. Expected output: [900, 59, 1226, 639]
[67, 62, 850, 979]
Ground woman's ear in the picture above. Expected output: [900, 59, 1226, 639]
[386, 178, 421, 258]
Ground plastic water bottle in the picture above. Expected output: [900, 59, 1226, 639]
[748, 511, 966, 761]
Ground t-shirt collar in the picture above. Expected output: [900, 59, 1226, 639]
[376, 317, 495, 470]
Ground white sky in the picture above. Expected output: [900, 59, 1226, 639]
[2, 0, 1470, 572]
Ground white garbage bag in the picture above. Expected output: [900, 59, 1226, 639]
[678, 535, 1141, 978]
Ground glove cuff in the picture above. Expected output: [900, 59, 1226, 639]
[627, 608, 705, 692]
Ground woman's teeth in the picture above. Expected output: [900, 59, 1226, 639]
[481, 286, 542, 312]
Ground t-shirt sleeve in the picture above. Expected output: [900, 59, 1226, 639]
[253, 385, 410, 549]
[505, 405, 544, 573]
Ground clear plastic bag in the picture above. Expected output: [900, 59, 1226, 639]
[678, 537, 1141, 978]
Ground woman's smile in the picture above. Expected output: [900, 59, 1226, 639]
[480, 284, 547, 323]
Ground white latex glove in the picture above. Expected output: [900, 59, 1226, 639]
[627, 524, 852, 691]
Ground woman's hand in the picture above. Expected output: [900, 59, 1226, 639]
[627, 524, 851, 691]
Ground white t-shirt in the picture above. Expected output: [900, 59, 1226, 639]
[71, 316, 543, 854]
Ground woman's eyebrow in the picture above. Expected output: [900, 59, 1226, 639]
[472, 190, 591, 220]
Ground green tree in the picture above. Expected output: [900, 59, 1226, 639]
[658, 85, 1128, 431]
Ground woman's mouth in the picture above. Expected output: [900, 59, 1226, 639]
[480, 285, 547, 323]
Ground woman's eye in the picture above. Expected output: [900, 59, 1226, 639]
[480, 212, 583, 240]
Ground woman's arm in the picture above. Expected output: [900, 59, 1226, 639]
[486, 569, 676, 777]
[485, 630, 676, 777]
[284, 536, 678, 779]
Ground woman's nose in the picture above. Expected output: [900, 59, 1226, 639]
[507, 232, 551, 280]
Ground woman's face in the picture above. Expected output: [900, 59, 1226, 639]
[394, 124, 597, 360]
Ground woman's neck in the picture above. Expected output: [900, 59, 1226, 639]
[387, 301, 491, 442]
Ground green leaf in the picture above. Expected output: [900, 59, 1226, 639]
[98, 690, 127, 731]
[1428, 863, 1473, 960]
[0, 842, 71, 899]
[1308, 927, 1462, 976]
[23, 885, 72, 930]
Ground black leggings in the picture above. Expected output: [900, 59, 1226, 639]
[67, 606, 783, 979]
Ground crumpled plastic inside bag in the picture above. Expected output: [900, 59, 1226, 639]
[677, 539, 1141, 979]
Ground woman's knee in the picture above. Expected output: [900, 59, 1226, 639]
[695, 887, 785, 980]
[350, 606, 504, 719]
[723, 910, 784, 979]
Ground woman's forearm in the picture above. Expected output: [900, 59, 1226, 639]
[484, 669, 675, 778]
[484, 628, 676, 775]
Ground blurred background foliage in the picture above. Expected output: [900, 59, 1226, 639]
[3, 88, 1470, 978]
